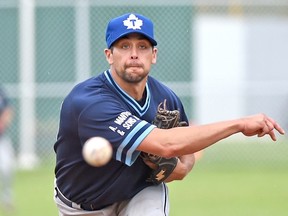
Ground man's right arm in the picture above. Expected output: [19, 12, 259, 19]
[137, 113, 285, 158]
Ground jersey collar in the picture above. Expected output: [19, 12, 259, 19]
[104, 70, 151, 116]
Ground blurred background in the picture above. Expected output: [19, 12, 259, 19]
[0, 0, 287, 215]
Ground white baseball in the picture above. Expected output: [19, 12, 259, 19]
[82, 137, 113, 167]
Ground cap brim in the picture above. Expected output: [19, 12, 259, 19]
[108, 31, 157, 48]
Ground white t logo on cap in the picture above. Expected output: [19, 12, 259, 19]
[123, 14, 143, 30]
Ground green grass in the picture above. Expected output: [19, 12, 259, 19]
[169, 139, 288, 216]
[1, 165, 58, 216]
[169, 163, 288, 216]
[2, 139, 287, 216]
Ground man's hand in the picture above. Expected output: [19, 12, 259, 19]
[241, 114, 285, 141]
[164, 154, 195, 183]
[143, 153, 195, 183]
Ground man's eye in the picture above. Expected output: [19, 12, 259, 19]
[122, 44, 130, 49]
[139, 45, 147, 49]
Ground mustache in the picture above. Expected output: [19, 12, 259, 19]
[125, 62, 143, 67]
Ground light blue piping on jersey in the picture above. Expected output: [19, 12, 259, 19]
[116, 121, 156, 166]
[104, 70, 151, 117]
[125, 124, 156, 165]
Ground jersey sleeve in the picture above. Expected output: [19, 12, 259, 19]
[77, 98, 155, 166]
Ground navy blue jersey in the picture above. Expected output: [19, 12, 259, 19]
[54, 70, 188, 208]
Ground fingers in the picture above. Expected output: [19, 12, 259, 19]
[268, 130, 277, 141]
[257, 126, 273, 140]
[258, 127, 276, 141]
[266, 116, 285, 135]
[258, 115, 285, 141]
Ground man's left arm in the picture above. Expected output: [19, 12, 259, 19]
[164, 153, 195, 183]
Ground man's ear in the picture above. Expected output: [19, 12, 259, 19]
[152, 47, 157, 64]
[104, 49, 113, 64]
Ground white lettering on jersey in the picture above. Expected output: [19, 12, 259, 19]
[114, 111, 132, 125]
[109, 126, 117, 132]
[117, 130, 125, 136]
[123, 117, 137, 130]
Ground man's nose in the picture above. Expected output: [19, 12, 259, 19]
[130, 47, 138, 59]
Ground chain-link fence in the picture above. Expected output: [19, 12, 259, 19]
[1, 0, 288, 169]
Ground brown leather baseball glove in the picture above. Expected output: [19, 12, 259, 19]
[142, 99, 188, 184]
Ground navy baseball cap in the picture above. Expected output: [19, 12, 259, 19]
[106, 13, 157, 48]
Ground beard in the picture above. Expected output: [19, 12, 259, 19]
[116, 65, 149, 83]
